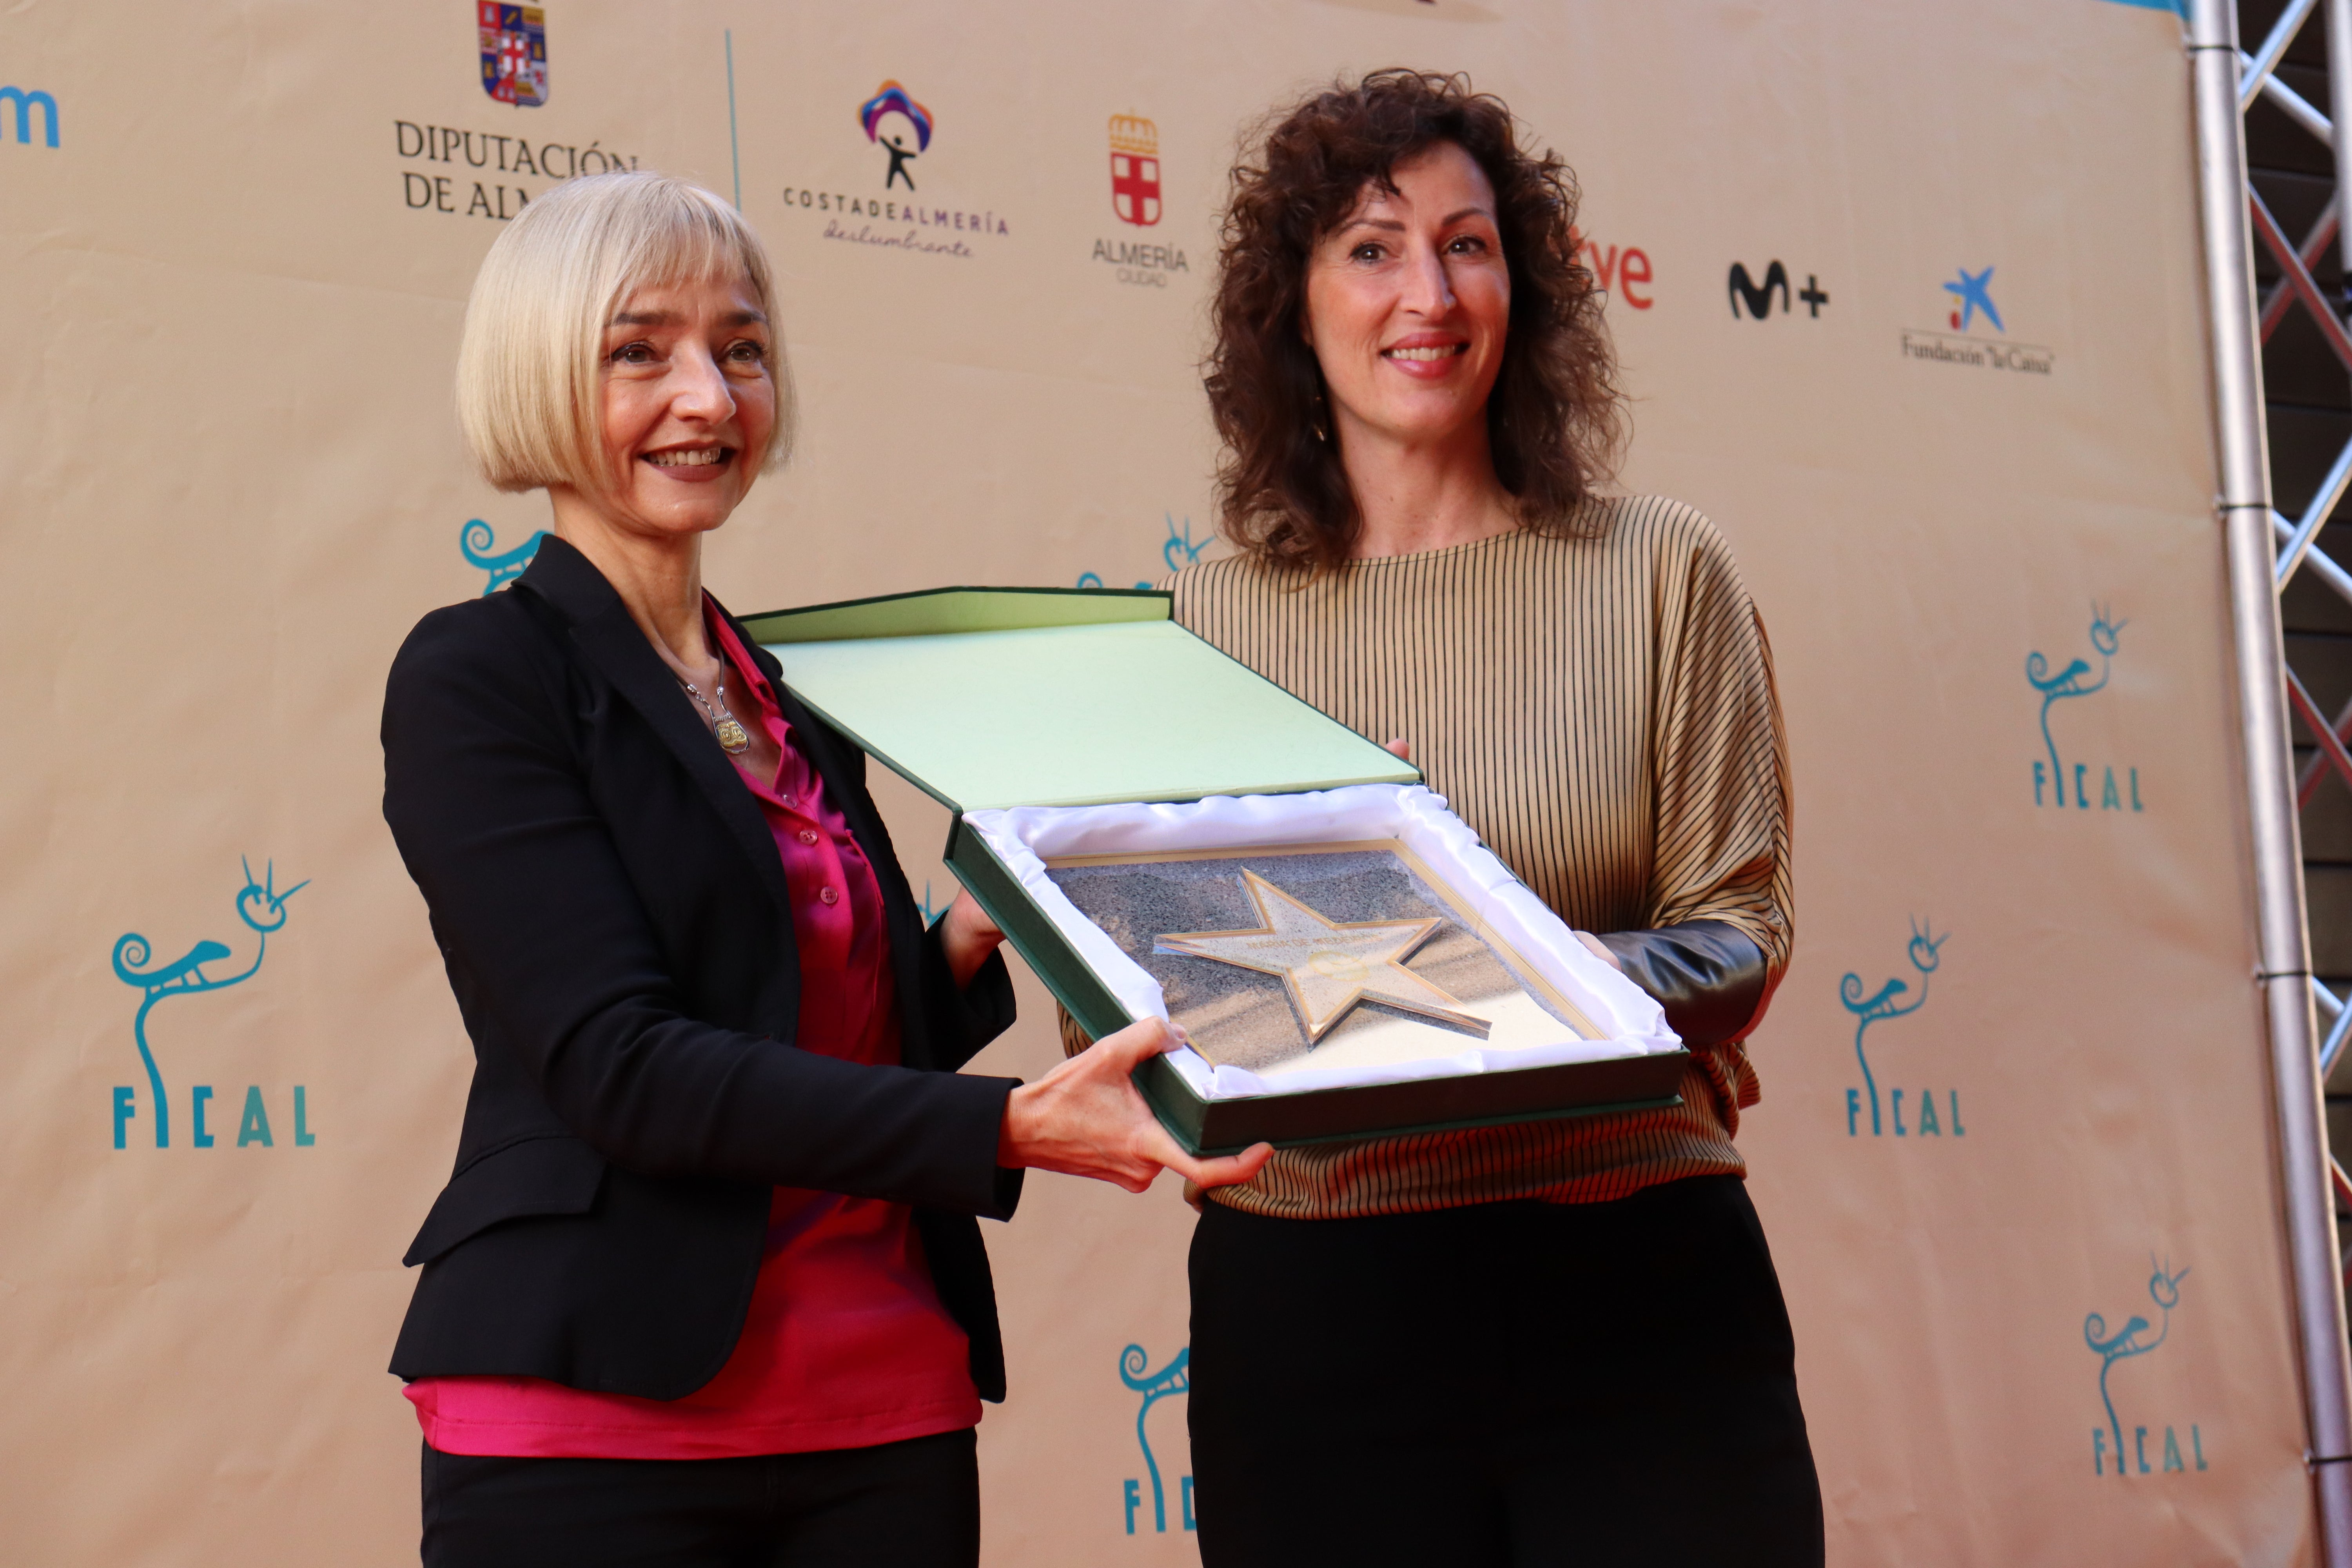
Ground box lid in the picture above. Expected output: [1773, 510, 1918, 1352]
[742, 587, 1419, 811]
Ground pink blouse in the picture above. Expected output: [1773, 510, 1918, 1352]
[405, 606, 982, 1459]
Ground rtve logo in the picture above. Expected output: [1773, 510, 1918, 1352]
[2, 85, 60, 148]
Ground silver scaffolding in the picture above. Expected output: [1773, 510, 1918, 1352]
[2192, 0, 2352, 1556]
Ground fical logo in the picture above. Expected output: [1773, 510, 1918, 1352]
[110, 860, 318, 1152]
[1840, 919, 1961, 1140]
[1119, 1344, 1196, 1536]
[2085, 1259, 2208, 1477]
[2027, 604, 2143, 812]
[461, 519, 546, 595]
[1110, 115, 1162, 227]
[1078, 513, 1206, 590]
[1727, 260, 1829, 320]
[477, 3, 548, 109]
[1, 85, 60, 148]
[860, 80, 933, 192]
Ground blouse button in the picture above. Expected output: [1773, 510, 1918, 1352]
[818, 886, 839, 906]
[798, 829, 820, 846]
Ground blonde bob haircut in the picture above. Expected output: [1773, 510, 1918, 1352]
[456, 170, 793, 493]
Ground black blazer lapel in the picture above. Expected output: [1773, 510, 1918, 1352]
[513, 539, 798, 929]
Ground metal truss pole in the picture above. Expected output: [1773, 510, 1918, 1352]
[2191, 2, 2352, 1554]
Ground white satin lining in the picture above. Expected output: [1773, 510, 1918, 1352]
[961, 785, 1680, 1102]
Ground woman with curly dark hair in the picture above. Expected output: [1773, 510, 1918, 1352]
[1167, 70, 1820, 1565]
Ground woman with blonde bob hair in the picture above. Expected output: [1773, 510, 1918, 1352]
[383, 170, 1266, 1567]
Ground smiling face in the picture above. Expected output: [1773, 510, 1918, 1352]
[575, 271, 777, 544]
[1302, 142, 1510, 455]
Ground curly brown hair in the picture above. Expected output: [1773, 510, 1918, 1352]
[1204, 70, 1624, 574]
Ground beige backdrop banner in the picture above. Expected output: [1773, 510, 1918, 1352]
[0, 0, 2316, 1562]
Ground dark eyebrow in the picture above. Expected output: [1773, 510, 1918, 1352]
[724, 309, 769, 328]
[1337, 217, 1407, 234]
[1441, 206, 1495, 226]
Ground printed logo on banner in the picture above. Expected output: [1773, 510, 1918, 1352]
[1, 85, 60, 148]
[1119, 1344, 1196, 1536]
[777, 81, 1014, 260]
[462, 519, 548, 594]
[1576, 234, 1653, 310]
[110, 860, 317, 1152]
[2085, 1259, 2209, 1477]
[1727, 260, 1829, 320]
[1078, 513, 1206, 590]
[2028, 604, 2143, 813]
[478, 3, 549, 108]
[1093, 115, 1189, 290]
[1110, 116, 1161, 226]
[393, 118, 638, 222]
[1840, 919, 1960, 1140]
[1900, 265, 2054, 375]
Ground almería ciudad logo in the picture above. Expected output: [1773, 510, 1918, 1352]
[777, 80, 1013, 260]
[1119, 1343, 1195, 1536]
[2085, 1259, 2208, 1477]
[2028, 604, 2143, 813]
[1901, 264, 2054, 376]
[111, 860, 318, 1152]
[1095, 114, 1189, 290]
[1841, 918, 1960, 1140]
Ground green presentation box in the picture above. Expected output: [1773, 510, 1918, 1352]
[744, 586, 1686, 1154]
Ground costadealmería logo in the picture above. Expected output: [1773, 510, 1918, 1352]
[1841, 918, 1962, 1140]
[1093, 114, 1189, 290]
[111, 860, 318, 1152]
[2028, 604, 2143, 813]
[1078, 512, 1207, 590]
[777, 80, 1013, 261]
[478, 2, 549, 108]
[1901, 264, 2054, 376]
[1119, 1343, 1196, 1536]
[2085, 1258, 2208, 1477]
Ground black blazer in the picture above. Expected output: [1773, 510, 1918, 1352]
[381, 535, 1023, 1402]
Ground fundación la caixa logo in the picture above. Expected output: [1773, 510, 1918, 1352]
[1902, 265, 2054, 376]
[110, 860, 318, 1152]
[1095, 114, 1189, 290]
[1840, 918, 1962, 1141]
[1, 83, 60, 149]
[777, 80, 1013, 260]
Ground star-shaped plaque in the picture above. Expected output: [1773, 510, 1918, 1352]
[1155, 869, 1491, 1042]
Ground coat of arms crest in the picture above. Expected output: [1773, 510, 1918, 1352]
[478, 2, 548, 108]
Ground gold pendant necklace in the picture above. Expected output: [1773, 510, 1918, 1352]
[678, 677, 751, 755]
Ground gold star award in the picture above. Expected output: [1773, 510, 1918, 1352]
[1156, 870, 1489, 1041]
[1042, 840, 1602, 1079]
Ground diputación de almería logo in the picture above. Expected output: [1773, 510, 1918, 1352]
[110, 860, 318, 1151]
[1841, 919, 1960, 1139]
[2085, 1259, 2207, 1477]
[1119, 1343, 1195, 1536]
[2028, 604, 2143, 813]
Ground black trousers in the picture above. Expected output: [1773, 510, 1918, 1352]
[419, 1427, 978, 1568]
[1188, 1175, 1823, 1568]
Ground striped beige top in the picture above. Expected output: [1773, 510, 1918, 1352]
[1065, 495, 1792, 1219]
